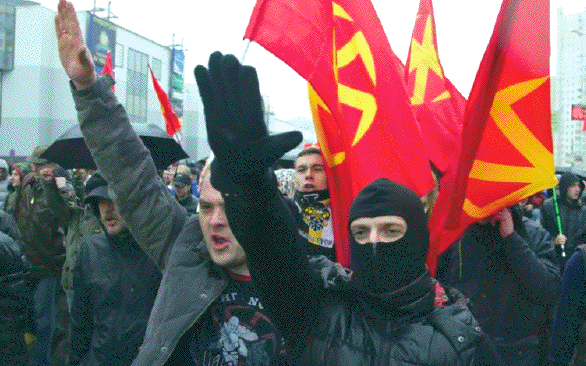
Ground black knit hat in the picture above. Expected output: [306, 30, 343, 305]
[348, 178, 428, 293]
[84, 171, 110, 216]
[173, 173, 192, 188]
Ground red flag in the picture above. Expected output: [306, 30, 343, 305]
[571, 105, 586, 130]
[573, 105, 586, 120]
[245, 0, 435, 267]
[405, 0, 466, 174]
[150, 68, 182, 137]
[100, 50, 115, 92]
[426, 0, 557, 275]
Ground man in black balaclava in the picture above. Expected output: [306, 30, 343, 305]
[541, 172, 586, 268]
[348, 178, 428, 293]
[185, 51, 501, 365]
[222, 161, 500, 364]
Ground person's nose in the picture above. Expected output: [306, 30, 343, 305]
[369, 229, 381, 244]
[210, 207, 227, 227]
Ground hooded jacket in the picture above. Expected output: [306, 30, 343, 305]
[541, 172, 586, 267]
[69, 170, 162, 365]
[439, 209, 560, 365]
[69, 231, 162, 366]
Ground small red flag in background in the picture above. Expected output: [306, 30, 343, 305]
[149, 67, 182, 138]
[571, 105, 586, 130]
[572, 105, 586, 120]
[426, 0, 557, 275]
[245, 0, 435, 267]
[405, 0, 466, 175]
[100, 50, 115, 92]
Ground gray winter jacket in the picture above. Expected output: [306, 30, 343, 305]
[71, 76, 230, 365]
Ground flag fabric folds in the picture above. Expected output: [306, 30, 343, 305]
[405, 0, 466, 175]
[426, 0, 556, 275]
[150, 68, 182, 138]
[245, 0, 435, 267]
[100, 50, 115, 92]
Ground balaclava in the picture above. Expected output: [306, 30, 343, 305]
[348, 178, 428, 294]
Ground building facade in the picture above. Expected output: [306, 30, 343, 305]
[0, 1, 198, 162]
[554, 6, 586, 169]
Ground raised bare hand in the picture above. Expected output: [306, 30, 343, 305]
[55, 0, 96, 90]
[489, 207, 514, 238]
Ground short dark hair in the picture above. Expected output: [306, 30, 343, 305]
[295, 147, 322, 166]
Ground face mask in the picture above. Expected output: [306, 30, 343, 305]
[349, 179, 428, 294]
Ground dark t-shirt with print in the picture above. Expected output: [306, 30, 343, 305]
[168, 272, 289, 366]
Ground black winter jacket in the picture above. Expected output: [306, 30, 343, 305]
[301, 270, 495, 365]
[176, 194, 198, 216]
[438, 217, 560, 365]
[69, 232, 162, 365]
[0, 231, 28, 365]
[217, 166, 498, 364]
[541, 173, 586, 267]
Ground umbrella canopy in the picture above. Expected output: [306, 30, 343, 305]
[41, 123, 188, 170]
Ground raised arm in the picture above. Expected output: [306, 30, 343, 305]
[496, 209, 560, 305]
[55, 0, 186, 269]
[195, 52, 325, 348]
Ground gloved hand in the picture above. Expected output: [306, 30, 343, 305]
[194, 51, 302, 194]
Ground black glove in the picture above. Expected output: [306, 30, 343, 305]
[194, 51, 302, 194]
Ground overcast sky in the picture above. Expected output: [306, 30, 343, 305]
[39, 0, 584, 121]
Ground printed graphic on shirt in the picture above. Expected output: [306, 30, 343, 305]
[189, 277, 287, 365]
[296, 194, 334, 249]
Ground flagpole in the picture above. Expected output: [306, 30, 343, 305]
[552, 188, 565, 257]
[240, 39, 251, 64]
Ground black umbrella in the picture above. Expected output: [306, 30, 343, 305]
[41, 123, 188, 170]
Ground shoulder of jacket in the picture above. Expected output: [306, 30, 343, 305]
[0, 232, 18, 254]
[426, 304, 484, 354]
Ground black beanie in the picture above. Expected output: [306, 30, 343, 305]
[84, 171, 110, 217]
[348, 178, 428, 293]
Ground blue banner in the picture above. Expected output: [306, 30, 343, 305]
[172, 48, 185, 75]
[87, 14, 117, 72]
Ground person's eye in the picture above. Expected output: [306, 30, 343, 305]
[199, 203, 212, 211]
[352, 228, 367, 239]
[380, 226, 406, 242]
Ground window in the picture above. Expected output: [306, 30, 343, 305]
[152, 57, 162, 80]
[0, 5, 15, 71]
[115, 43, 124, 68]
[126, 48, 149, 123]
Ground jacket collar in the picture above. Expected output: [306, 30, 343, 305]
[352, 268, 434, 324]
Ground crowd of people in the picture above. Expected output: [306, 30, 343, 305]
[1, 1, 585, 365]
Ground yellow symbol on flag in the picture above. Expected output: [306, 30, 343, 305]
[309, 85, 346, 168]
[333, 2, 377, 147]
[463, 76, 555, 218]
[408, 15, 449, 105]
[309, 3, 380, 167]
